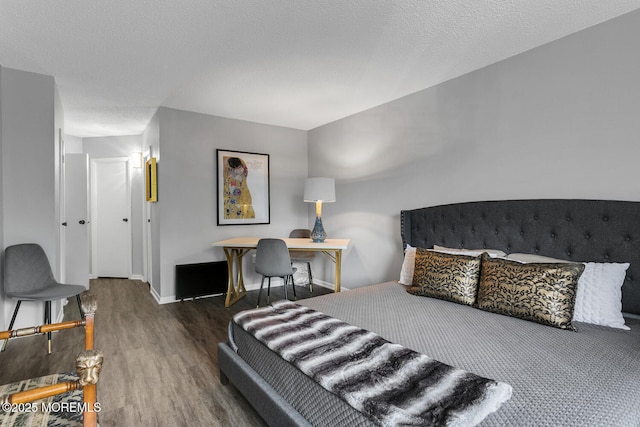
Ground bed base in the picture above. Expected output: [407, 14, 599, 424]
[218, 343, 311, 427]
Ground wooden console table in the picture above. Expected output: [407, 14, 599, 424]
[212, 238, 350, 307]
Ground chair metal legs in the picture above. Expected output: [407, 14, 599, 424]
[282, 275, 297, 300]
[76, 294, 85, 320]
[1, 300, 22, 352]
[44, 300, 52, 354]
[289, 275, 296, 299]
[1, 297, 82, 353]
[306, 262, 313, 293]
[256, 275, 298, 307]
[282, 276, 288, 300]
[267, 278, 272, 303]
[257, 277, 267, 308]
[256, 277, 275, 308]
[292, 261, 314, 292]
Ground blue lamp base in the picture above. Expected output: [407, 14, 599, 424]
[311, 216, 327, 243]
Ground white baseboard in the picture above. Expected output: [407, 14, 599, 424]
[90, 274, 144, 281]
[148, 279, 347, 305]
[150, 286, 176, 305]
[152, 292, 227, 305]
[244, 279, 280, 292]
[243, 279, 345, 292]
[310, 279, 348, 291]
[150, 286, 226, 305]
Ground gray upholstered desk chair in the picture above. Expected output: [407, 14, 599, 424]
[1, 243, 86, 354]
[255, 238, 297, 307]
[288, 229, 315, 292]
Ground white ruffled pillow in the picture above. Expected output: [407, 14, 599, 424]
[506, 253, 630, 330]
[573, 262, 630, 330]
[399, 244, 416, 285]
[433, 245, 507, 258]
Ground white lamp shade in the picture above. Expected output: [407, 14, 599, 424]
[304, 177, 335, 202]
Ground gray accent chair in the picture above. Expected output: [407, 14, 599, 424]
[289, 228, 315, 292]
[255, 239, 296, 307]
[2, 243, 86, 354]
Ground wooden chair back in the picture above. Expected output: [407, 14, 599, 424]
[0, 292, 103, 427]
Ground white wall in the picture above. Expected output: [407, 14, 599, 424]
[1, 67, 60, 328]
[308, 9, 640, 289]
[83, 135, 144, 278]
[153, 107, 308, 301]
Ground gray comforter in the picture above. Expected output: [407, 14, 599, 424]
[231, 282, 640, 426]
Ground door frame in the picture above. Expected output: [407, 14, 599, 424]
[58, 128, 66, 282]
[142, 151, 153, 286]
[90, 157, 132, 278]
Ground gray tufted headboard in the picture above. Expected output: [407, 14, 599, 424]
[401, 199, 640, 315]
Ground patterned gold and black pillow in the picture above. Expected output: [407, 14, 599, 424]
[476, 253, 585, 330]
[407, 248, 482, 305]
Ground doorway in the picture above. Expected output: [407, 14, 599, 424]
[143, 151, 153, 286]
[90, 157, 132, 278]
[65, 153, 90, 287]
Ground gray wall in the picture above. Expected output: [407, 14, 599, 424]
[83, 135, 144, 278]
[153, 107, 308, 301]
[308, 9, 640, 289]
[0, 67, 60, 328]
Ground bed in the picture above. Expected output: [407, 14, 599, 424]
[218, 199, 640, 426]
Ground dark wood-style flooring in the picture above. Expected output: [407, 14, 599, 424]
[0, 278, 331, 426]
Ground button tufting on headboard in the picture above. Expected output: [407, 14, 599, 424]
[401, 199, 640, 315]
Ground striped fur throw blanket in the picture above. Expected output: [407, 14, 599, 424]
[233, 300, 512, 427]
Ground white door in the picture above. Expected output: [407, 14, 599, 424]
[65, 153, 90, 288]
[91, 158, 131, 278]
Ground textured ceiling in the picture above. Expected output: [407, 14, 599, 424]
[1, 1, 639, 137]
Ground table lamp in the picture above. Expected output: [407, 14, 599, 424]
[304, 177, 335, 243]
